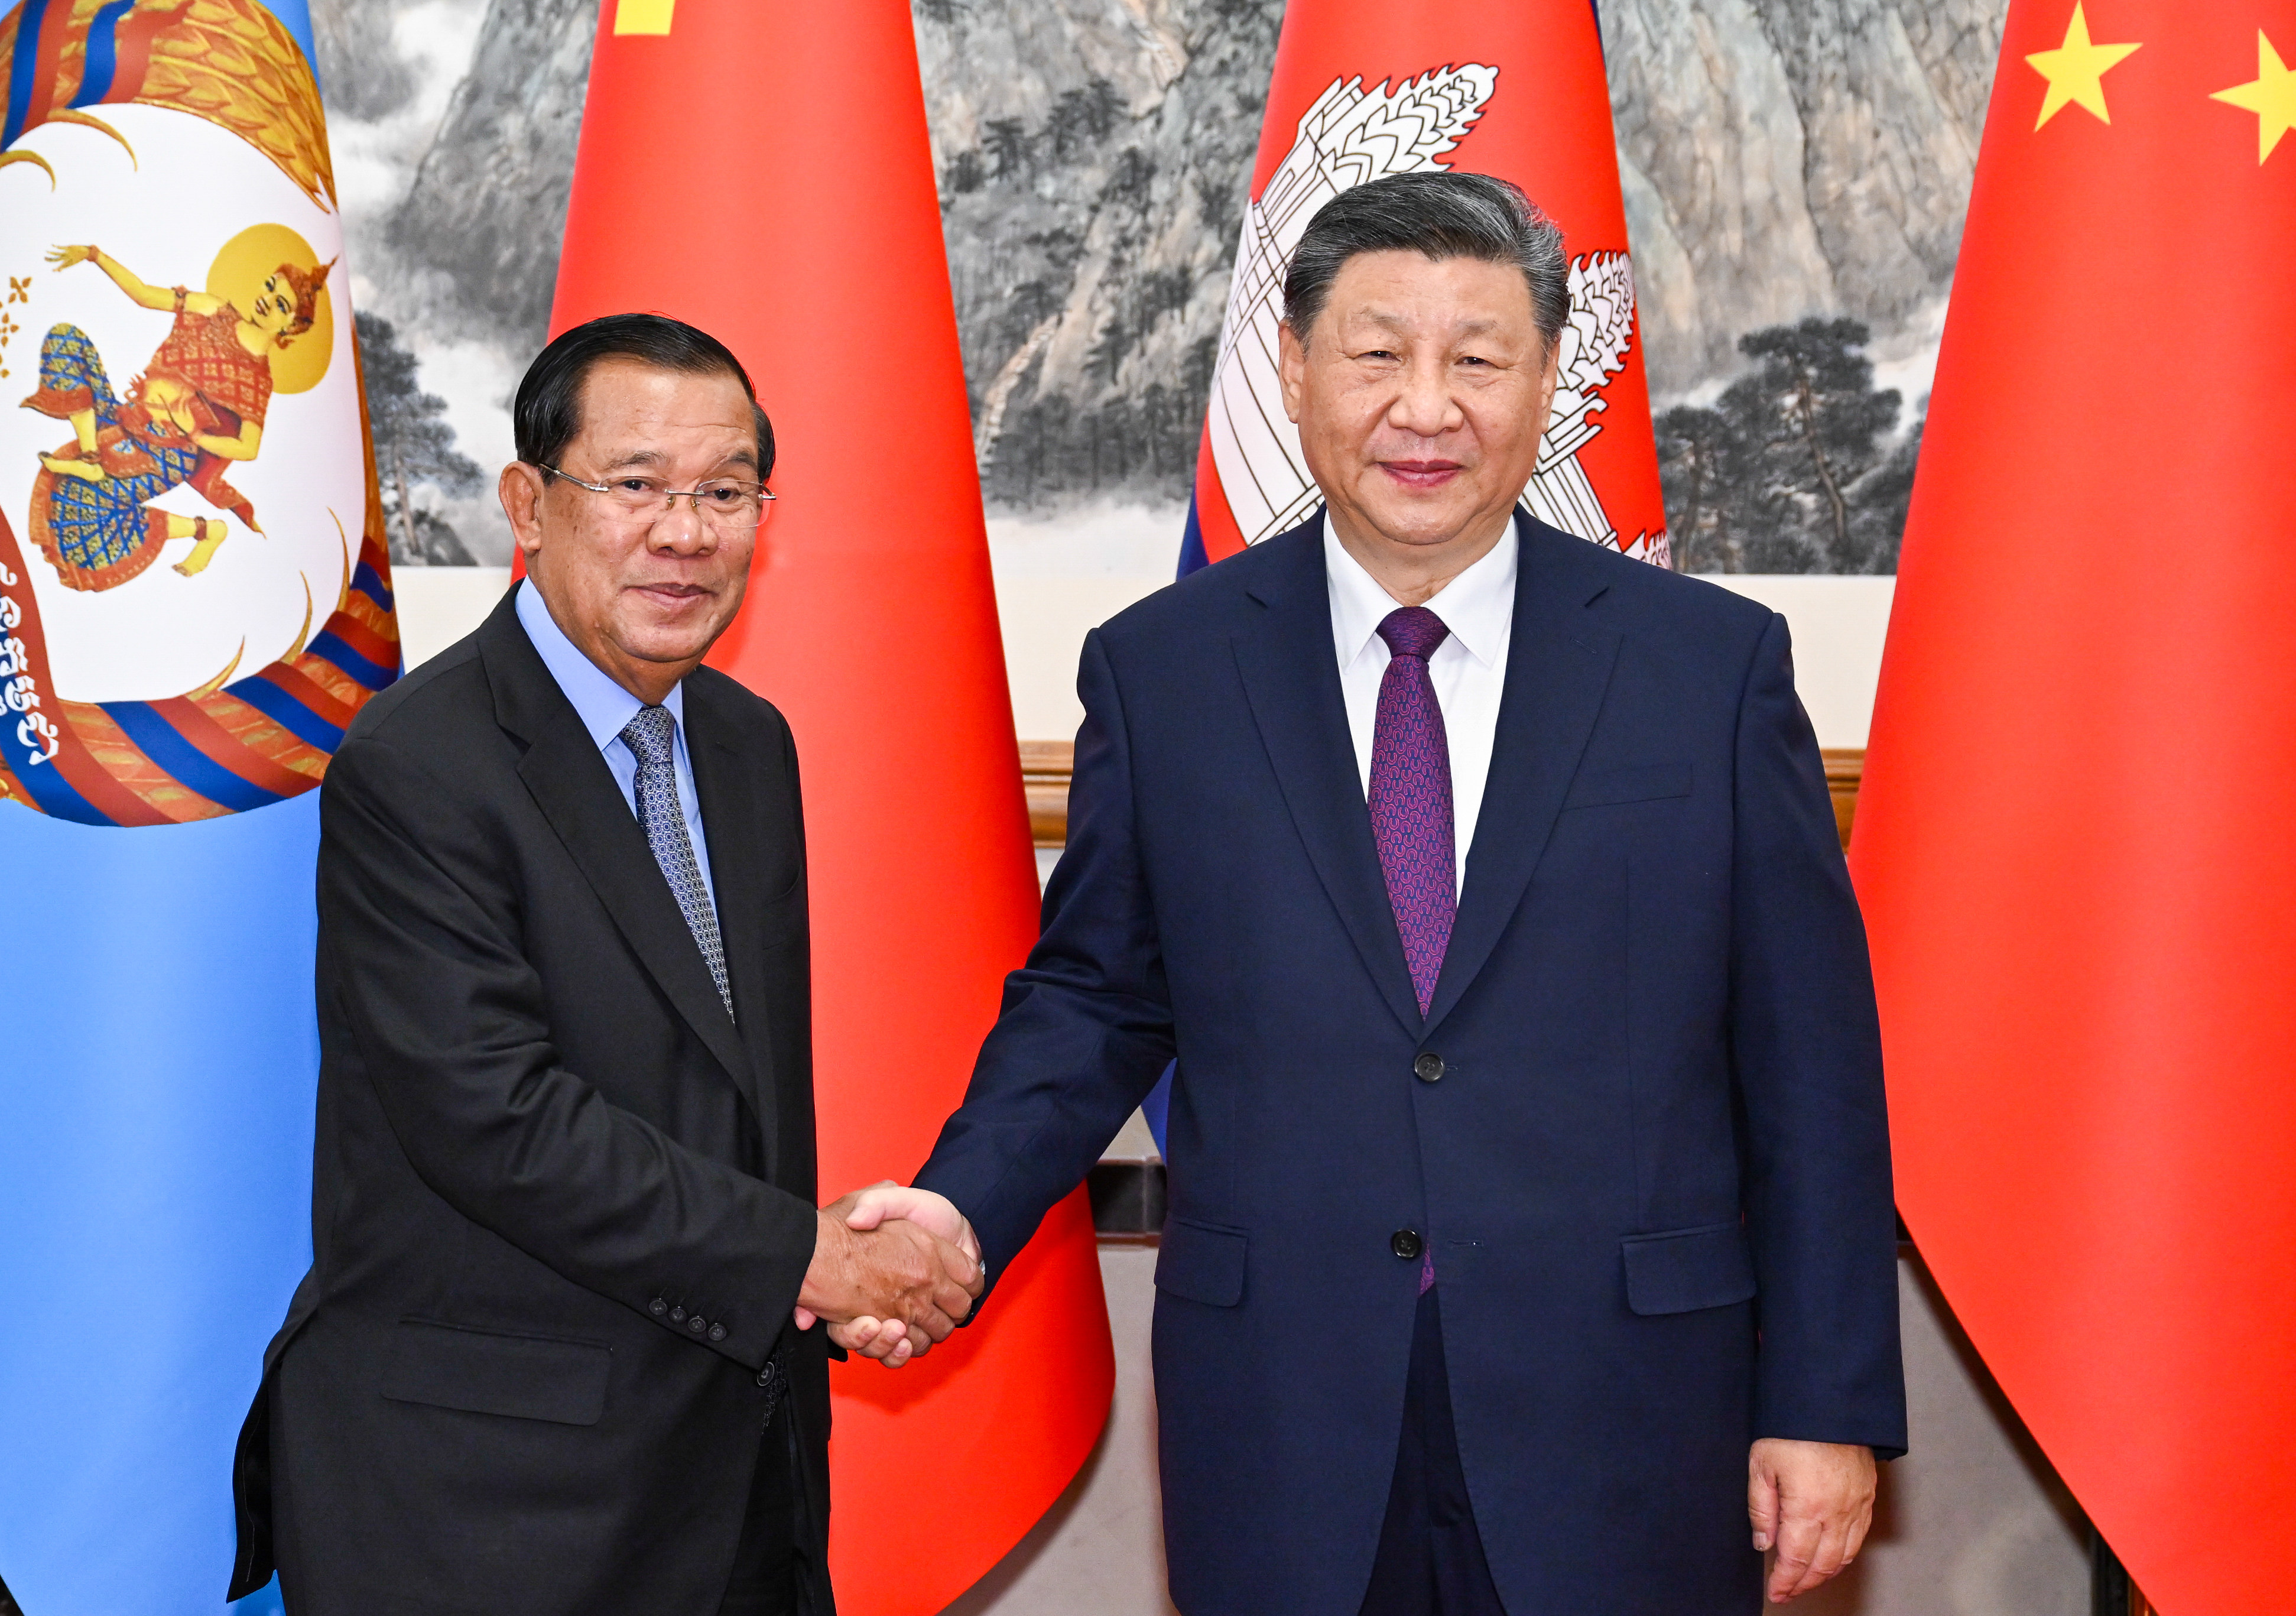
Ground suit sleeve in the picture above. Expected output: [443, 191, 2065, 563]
[914, 628, 1177, 1283]
[317, 732, 818, 1372]
[1729, 612, 1908, 1456]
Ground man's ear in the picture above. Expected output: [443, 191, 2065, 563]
[500, 462, 547, 568]
[1277, 321, 1307, 425]
[1527, 336, 1563, 445]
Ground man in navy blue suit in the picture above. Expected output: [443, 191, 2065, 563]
[842, 172, 1904, 1614]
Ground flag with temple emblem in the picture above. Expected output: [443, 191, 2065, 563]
[551, 1, 1113, 1609]
[1852, 4, 2296, 1612]
[0, 0, 394, 1608]
[1180, 0, 1668, 574]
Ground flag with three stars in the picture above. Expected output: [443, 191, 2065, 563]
[1852, 4, 2296, 1612]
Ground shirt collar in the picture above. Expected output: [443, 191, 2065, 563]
[514, 577, 684, 753]
[1323, 519, 1518, 670]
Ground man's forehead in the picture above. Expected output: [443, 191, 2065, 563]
[573, 360, 756, 463]
[586, 440, 759, 472]
[1329, 255, 1534, 311]
[1342, 304, 1514, 337]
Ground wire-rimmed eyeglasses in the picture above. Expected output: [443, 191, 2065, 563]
[541, 465, 775, 531]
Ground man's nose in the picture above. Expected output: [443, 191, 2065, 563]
[1386, 358, 1463, 438]
[648, 498, 715, 554]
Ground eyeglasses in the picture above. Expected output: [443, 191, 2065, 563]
[541, 465, 775, 531]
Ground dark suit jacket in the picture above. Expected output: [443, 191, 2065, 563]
[229, 591, 833, 1615]
[915, 511, 1905, 1616]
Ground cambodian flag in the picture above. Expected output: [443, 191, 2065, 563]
[0, 1, 394, 1607]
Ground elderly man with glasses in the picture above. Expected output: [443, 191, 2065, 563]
[228, 313, 981, 1616]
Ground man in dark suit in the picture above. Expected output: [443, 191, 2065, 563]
[228, 314, 980, 1616]
[856, 174, 1905, 1612]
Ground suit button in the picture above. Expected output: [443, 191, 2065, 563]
[756, 1368, 772, 1387]
[649, 1297, 668, 1316]
[709, 1323, 728, 1342]
[670, 1306, 687, 1323]
[1413, 1053, 1444, 1083]
[688, 1316, 707, 1334]
[1391, 1229, 1423, 1261]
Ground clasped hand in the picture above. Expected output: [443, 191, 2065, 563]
[794, 1183, 983, 1368]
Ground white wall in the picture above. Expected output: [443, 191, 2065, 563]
[394, 566, 512, 670]
[391, 563, 1895, 751]
[1703, 575, 1894, 749]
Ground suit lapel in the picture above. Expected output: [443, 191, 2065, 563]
[684, 683, 783, 1175]
[1423, 515, 1620, 1034]
[1231, 519, 1425, 1037]
[480, 597, 754, 1092]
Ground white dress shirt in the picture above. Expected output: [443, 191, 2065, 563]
[514, 578, 716, 900]
[1326, 524, 1517, 898]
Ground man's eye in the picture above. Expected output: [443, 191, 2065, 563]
[616, 480, 656, 495]
[699, 484, 742, 504]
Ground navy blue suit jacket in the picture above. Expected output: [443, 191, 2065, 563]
[915, 511, 1904, 1615]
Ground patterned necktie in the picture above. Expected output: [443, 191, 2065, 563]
[1369, 606, 1457, 1018]
[621, 705, 733, 1020]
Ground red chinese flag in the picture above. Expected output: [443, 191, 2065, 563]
[550, 0, 1113, 1607]
[1187, 0, 1667, 569]
[1852, 5, 2296, 1609]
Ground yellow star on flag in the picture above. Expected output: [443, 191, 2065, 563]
[2027, 3, 2144, 129]
[2211, 31, 2296, 163]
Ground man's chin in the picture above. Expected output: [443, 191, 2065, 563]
[1354, 495, 1496, 550]
[612, 605, 729, 667]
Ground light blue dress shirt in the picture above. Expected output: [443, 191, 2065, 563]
[514, 579, 715, 901]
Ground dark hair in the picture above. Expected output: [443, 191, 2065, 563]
[513, 312, 776, 481]
[1282, 172, 1569, 351]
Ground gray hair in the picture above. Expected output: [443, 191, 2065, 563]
[1282, 171, 1569, 352]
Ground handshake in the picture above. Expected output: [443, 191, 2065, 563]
[793, 1183, 982, 1368]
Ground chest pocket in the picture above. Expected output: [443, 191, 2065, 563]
[1563, 762, 1693, 811]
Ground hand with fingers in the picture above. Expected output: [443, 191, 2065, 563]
[794, 1183, 983, 1368]
[1748, 1437, 1877, 1603]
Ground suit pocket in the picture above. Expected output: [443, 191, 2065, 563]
[1155, 1218, 1248, 1307]
[1564, 762, 1693, 810]
[380, 1318, 613, 1426]
[1620, 1222, 1757, 1316]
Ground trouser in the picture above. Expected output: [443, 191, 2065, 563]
[716, 1406, 796, 1615]
[1359, 1286, 1509, 1615]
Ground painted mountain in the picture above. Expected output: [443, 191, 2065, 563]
[316, 0, 2005, 570]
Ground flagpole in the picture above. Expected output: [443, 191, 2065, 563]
[2091, 1532, 2154, 1616]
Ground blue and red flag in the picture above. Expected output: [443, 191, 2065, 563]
[0, 1, 391, 1607]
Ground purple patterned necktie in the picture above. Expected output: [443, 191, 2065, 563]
[1369, 606, 1456, 1017]
[1369, 606, 1453, 1295]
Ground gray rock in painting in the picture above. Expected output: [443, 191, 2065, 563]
[387, 0, 597, 349]
[1604, 0, 2006, 396]
[917, 0, 1285, 509]
[316, 0, 2008, 536]
[311, 1, 417, 121]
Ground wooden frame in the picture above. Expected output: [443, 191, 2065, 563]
[1024, 740, 1870, 854]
